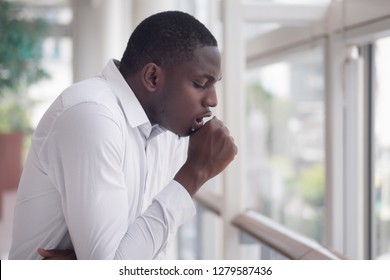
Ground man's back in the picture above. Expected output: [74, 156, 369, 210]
[9, 60, 191, 259]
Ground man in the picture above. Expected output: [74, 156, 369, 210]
[9, 11, 237, 260]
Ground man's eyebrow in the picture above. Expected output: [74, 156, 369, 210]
[204, 74, 222, 82]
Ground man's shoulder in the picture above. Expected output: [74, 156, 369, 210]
[60, 76, 118, 110]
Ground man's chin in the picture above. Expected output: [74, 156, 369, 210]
[165, 127, 191, 138]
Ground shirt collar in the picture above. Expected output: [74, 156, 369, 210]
[101, 59, 166, 140]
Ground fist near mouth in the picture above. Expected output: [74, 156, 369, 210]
[175, 117, 238, 196]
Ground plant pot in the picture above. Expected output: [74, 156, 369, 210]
[0, 132, 23, 190]
[0, 132, 23, 218]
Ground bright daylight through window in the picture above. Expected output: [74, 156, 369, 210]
[246, 46, 325, 243]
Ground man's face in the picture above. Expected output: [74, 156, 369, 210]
[156, 46, 222, 137]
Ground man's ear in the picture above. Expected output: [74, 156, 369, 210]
[141, 63, 161, 92]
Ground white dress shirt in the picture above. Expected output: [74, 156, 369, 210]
[9, 59, 196, 260]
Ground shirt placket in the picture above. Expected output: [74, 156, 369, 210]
[140, 125, 157, 212]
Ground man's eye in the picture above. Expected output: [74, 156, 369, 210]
[193, 82, 207, 89]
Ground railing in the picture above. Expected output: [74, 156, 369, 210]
[195, 191, 346, 260]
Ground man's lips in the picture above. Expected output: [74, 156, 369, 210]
[191, 112, 212, 132]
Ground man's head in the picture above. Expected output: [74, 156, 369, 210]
[120, 11, 218, 76]
[121, 11, 221, 137]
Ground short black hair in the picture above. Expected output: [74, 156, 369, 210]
[120, 11, 218, 76]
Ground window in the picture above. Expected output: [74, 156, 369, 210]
[245, 46, 326, 242]
[372, 36, 390, 259]
[177, 204, 223, 259]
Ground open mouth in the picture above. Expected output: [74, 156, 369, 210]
[191, 112, 212, 132]
[192, 118, 204, 131]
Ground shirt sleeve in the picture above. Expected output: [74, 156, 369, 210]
[44, 102, 195, 259]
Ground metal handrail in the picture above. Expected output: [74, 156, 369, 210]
[232, 211, 346, 259]
[194, 190, 223, 216]
[194, 191, 347, 260]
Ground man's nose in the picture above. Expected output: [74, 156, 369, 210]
[204, 87, 218, 107]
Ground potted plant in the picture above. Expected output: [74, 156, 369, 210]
[0, 0, 48, 196]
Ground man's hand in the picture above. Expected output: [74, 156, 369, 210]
[38, 248, 77, 260]
[174, 117, 237, 196]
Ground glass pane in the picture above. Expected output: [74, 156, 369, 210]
[177, 203, 223, 259]
[239, 231, 288, 260]
[245, 47, 325, 243]
[373, 36, 390, 259]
